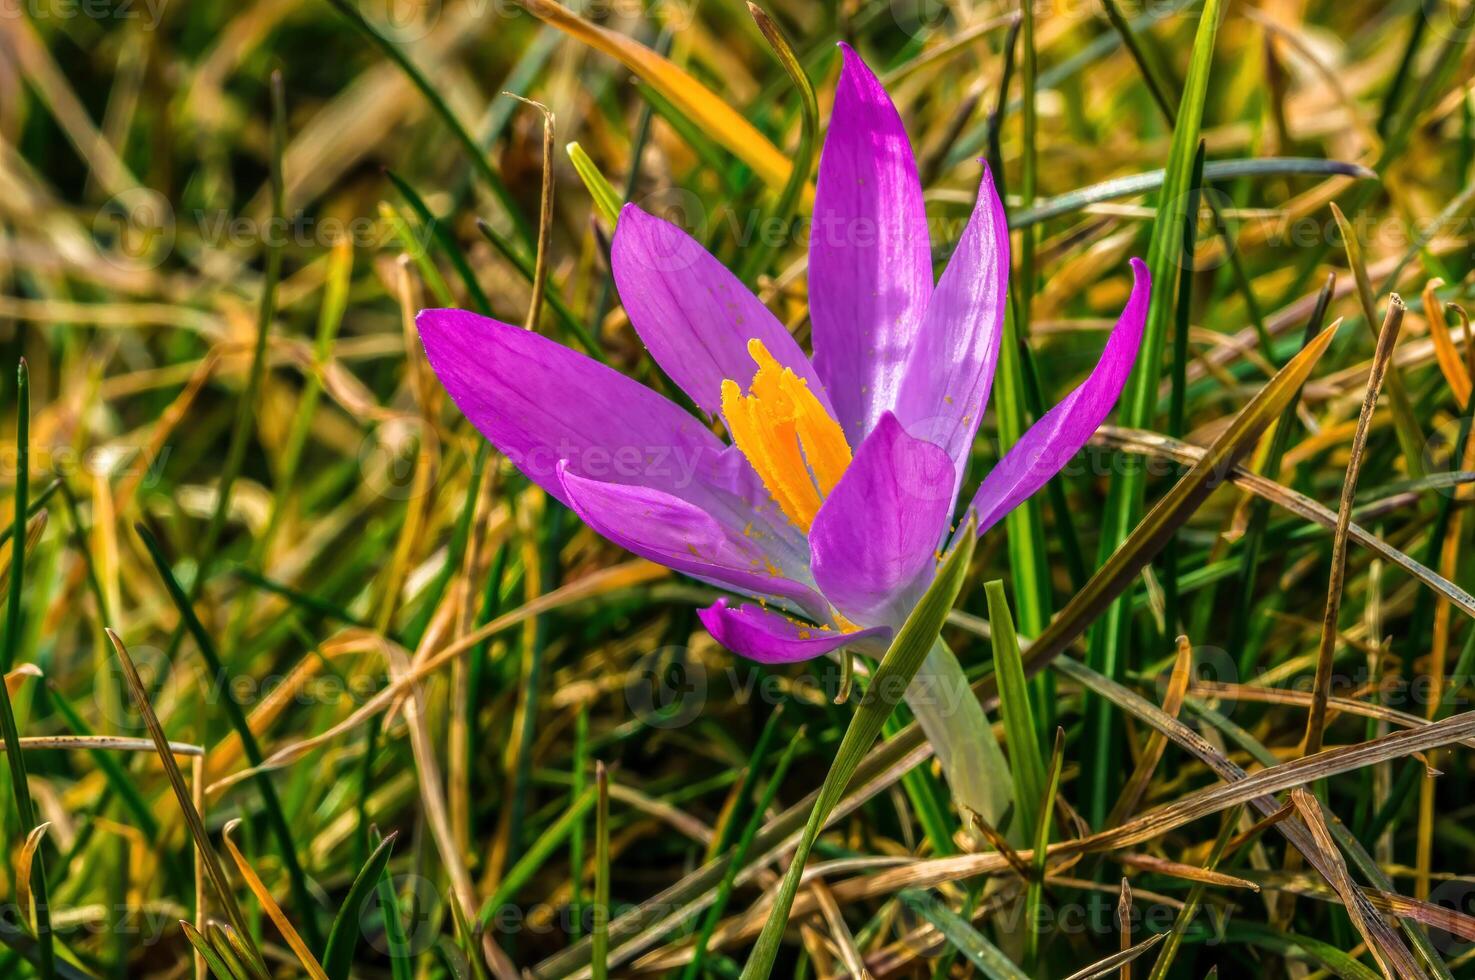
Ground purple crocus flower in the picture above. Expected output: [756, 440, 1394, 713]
[417, 47, 1149, 666]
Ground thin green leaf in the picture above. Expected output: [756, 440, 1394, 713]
[106, 629, 264, 971]
[900, 889, 1028, 980]
[565, 142, 622, 228]
[985, 580, 1044, 838]
[323, 831, 398, 980]
[592, 762, 611, 980]
[322, 0, 534, 247]
[182, 921, 241, 980]
[136, 524, 319, 949]
[480, 785, 596, 923]
[1008, 157, 1375, 228]
[0, 360, 52, 980]
[1084, 0, 1225, 824]
[1025, 727, 1064, 968]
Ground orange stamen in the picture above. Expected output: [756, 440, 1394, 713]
[720, 339, 853, 532]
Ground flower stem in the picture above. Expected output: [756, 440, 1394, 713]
[906, 638, 1016, 841]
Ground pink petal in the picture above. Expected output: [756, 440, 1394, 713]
[968, 259, 1151, 535]
[892, 164, 1010, 509]
[612, 205, 829, 417]
[809, 43, 932, 443]
[416, 308, 786, 545]
[559, 466, 827, 619]
[698, 598, 891, 664]
[808, 413, 956, 626]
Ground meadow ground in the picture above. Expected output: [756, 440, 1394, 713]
[3, 0, 1475, 976]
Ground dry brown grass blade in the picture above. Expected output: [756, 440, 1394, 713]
[5, 663, 41, 697]
[1236, 871, 1475, 941]
[105, 628, 261, 966]
[660, 701, 1475, 961]
[1289, 789, 1399, 980]
[537, 323, 1346, 980]
[1017, 322, 1343, 679]
[1422, 278, 1471, 403]
[505, 93, 555, 331]
[516, 0, 793, 190]
[18, 735, 203, 755]
[1190, 681, 1475, 747]
[1107, 635, 1192, 827]
[1073, 705, 1475, 853]
[207, 559, 667, 796]
[1062, 934, 1166, 980]
[383, 621, 519, 980]
[0, 510, 47, 598]
[1305, 295, 1405, 758]
[966, 807, 1033, 882]
[221, 818, 330, 980]
[192, 753, 207, 980]
[16, 821, 49, 931]
[1089, 426, 1475, 618]
[535, 738, 936, 978]
[811, 880, 867, 979]
[1329, 205, 1423, 472]
[1118, 877, 1132, 980]
[1048, 655, 1426, 976]
[1115, 852, 1258, 892]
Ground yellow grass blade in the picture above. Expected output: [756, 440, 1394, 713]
[518, 0, 795, 192]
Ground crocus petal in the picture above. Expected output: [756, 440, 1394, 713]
[809, 413, 956, 626]
[810, 43, 932, 442]
[968, 258, 1151, 536]
[698, 598, 891, 664]
[417, 308, 759, 518]
[892, 164, 1009, 508]
[559, 466, 828, 619]
[611, 204, 829, 416]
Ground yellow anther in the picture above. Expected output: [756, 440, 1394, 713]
[721, 340, 853, 532]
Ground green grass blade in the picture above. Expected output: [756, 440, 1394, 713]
[1223, 922, 1382, 980]
[985, 580, 1044, 838]
[901, 889, 1028, 979]
[1145, 805, 1242, 980]
[322, 830, 398, 980]
[1025, 728, 1063, 968]
[480, 784, 596, 923]
[107, 629, 263, 969]
[374, 849, 414, 980]
[182, 921, 239, 980]
[566, 142, 622, 228]
[1329, 202, 1423, 475]
[591, 763, 610, 980]
[737, 1, 818, 283]
[136, 524, 321, 949]
[683, 722, 807, 980]
[1, 361, 52, 979]
[384, 169, 493, 315]
[1006, 157, 1374, 229]
[473, 218, 605, 360]
[1024, 320, 1342, 677]
[1083, 0, 1225, 827]
[380, 200, 455, 307]
[321, 0, 534, 248]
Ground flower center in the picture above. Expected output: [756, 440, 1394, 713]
[720, 339, 852, 532]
